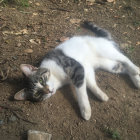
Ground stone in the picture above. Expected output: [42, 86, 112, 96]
[8, 115, 17, 122]
[28, 130, 52, 140]
[0, 120, 4, 125]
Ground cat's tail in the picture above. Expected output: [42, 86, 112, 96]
[82, 21, 112, 40]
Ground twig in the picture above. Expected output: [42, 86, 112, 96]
[0, 104, 37, 125]
[0, 105, 23, 112]
[97, 75, 119, 94]
[50, 7, 71, 12]
[12, 111, 37, 125]
[20, 11, 32, 14]
[107, 84, 119, 94]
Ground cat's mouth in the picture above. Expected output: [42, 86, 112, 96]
[43, 86, 54, 94]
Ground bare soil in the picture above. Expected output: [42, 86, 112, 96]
[0, 0, 140, 140]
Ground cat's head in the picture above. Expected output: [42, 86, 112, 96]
[14, 64, 54, 102]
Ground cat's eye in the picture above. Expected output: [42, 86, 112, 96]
[34, 92, 40, 97]
[39, 78, 43, 85]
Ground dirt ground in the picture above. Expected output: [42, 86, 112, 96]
[0, 0, 140, 140]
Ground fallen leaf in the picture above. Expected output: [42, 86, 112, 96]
[113, 24, 117, 28]
[86, 0, 95, 5]
[86, 0, 95, 2]
[70, 19, 81, 24]
[84, 9, 88, 12]
[17, 42, 22, 47]
[29, 1, 32, 4]
[60, 36, 70, 42]
[24, 49, 33, 54]
[36, 39, 41, 44]
[2, 31, 14, 35]
[35, 3, 40, 6]
[32, 13, 38, 16]
[123, 32, 127, 35]
[20, 29, 28, 35]
[29, 39, 38, 45]
[136, 41, 140, 46]
[107, 0, 115, 2]
[2, 29, 28, 35]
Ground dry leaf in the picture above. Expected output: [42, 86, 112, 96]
[29, 39, 38, 45]
[32, 13, 38, 16]
[24, 49, 33, 54]
[2, 29, 28, 35]
[86, 0, 95, 2]
[36, 39, 41, 44]
[70, 19, 81, 24]
[86, 0, 95, 5]
[136, 41, 140, 46]
[17, 42, 22, 47]
[107, 0, 115, 2]
[29, 1, 32, 4]
[35, 3, 40, 6]
[84, 9, 88, 12]
[20, 29, 28, 35]
[60, 36, 69, 42]
[2, 31, 14, 35]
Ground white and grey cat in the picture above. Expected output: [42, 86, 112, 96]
[14, 21, 140, 120]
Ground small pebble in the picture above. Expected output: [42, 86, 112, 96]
[9, 115, 17, 122]
[0, 120, 4, 125]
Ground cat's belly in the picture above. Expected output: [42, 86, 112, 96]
[57, 37, 98, 67]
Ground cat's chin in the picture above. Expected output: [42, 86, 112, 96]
[42, 90, 56, 101]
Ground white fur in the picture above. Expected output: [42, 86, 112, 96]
[40, 36, 140, 120]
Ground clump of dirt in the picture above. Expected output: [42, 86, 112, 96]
[0, 0, 140, 140]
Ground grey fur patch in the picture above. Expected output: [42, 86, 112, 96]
[43, 49, 84, 87]
[112, 62, 125, 73]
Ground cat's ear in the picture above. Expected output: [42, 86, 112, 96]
[14, 88, 27, 101]
[20, 64, 38, 77]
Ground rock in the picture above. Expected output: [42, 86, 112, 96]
[0, 120, 4, 125]
[9, 115, 17, 122]
[28, 130, 52, 140]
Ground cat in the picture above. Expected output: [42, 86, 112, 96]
[14, 21, 140, 120]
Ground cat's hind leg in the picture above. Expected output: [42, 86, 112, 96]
[86, 67, 109, 101]
[99, 58, 126, 74]
[113, 53, 140, 88]
[99, 53, 140, 89]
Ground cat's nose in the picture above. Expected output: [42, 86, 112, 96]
[44, 85, 50, 94]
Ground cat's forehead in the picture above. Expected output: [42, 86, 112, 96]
[29, 68, 50, 81]
[36, 68, 50, 75]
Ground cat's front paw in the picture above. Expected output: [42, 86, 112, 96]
[98, 94, 109, 102]
[132, 74, 140, 89]
[101, 94, 109, 102]
[81, 107, 91, 120]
